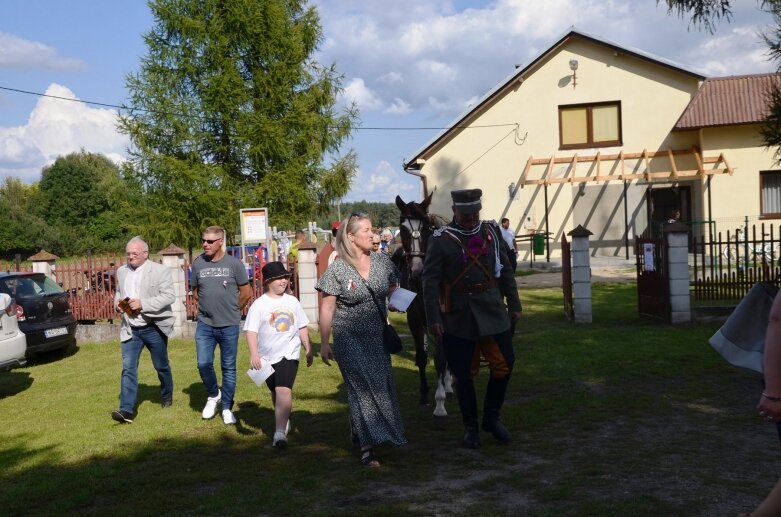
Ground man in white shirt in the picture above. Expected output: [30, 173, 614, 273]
[111, 236, 176, 424]
[500, 218, 518, 271]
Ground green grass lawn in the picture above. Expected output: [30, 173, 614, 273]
[0, 283, 775, 516]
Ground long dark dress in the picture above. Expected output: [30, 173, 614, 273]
[315, 252, 407, 447]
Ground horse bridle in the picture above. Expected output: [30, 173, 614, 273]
[401, 216, 427, 259]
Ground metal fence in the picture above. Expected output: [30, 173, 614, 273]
[691, 222, 781, 302]
[2, 251, 298, 323]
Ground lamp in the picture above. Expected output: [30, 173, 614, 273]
[569, 59, 578, 88]
[508, 182, 518, 200]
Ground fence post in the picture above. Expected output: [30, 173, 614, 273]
[568, 224, 593, 323]
[159, 244, 188, 338]
[665, 222, 691, 324]
[28, 250, 58, 281]
[296, 242, 319, 326]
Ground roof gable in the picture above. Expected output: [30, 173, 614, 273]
[404, 27, 707, 168]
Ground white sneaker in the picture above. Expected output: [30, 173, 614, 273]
[272, 431, 288, 448]
[201, 389, 221, 419]
[222, 409, 236, 425]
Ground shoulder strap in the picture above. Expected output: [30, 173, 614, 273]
[360, 277, 387, 326]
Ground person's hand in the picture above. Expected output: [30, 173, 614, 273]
[388, 303, 400, 312]
[305, 347, 314, 367]
[758, 393, 781, 421]
[321, 343, 334, 366]
[509, 311, 521, 323]
[249, 354, 262, 370]
[128, 298, 142, 311]
[429, 323, 444, 340]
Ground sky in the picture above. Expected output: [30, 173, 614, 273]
[0, 0, 777, 204]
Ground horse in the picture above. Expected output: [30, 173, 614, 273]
[392, 193, 453, 425]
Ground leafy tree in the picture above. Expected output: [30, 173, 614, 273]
[34, 151, 129, 254]
[0, 178, 62, 257]
[661, 1, 781, 157]
[119, 0, 358, 246]
[317, 201, 401, 230]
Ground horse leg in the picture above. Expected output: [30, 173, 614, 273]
[408, 311, 429, 407]
[432, 334, 448, 430]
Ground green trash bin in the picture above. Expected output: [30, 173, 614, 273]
[533, 233, 545, 255]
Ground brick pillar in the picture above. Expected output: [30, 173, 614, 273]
[665, 223, 691, 324]
[568, 225, 593, 323]
[159, 244, 187, 338]
[296, 243, 319, 325]
[28, 250, 58, 281]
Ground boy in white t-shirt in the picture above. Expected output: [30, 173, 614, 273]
[244, 261, 313, 448]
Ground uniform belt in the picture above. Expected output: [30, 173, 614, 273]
[453, 278, 497, 294]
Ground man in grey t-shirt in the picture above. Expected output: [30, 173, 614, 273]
[191, 225, 252, 424]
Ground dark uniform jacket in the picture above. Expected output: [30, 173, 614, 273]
[422, 220, 521, 340]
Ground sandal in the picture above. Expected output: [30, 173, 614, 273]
[360, 449, 380, 468]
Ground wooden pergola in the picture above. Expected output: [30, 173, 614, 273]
[514, 146, 732, 188]
[511, 146, 733, 260]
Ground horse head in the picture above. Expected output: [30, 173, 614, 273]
[395, 192, 434, 280]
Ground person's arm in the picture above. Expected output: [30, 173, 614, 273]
[759, 293, 781, 420]
[319, 295, 336, 366]
[238, 283, 252, 310]
[421, 235, 445, 338]
[299, 326, 313, 367]
[247, 331, 262, 370]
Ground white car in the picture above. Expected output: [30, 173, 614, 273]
[0, 292, 26, 371]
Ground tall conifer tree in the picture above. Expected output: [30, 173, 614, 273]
[120, 0, 357, 246]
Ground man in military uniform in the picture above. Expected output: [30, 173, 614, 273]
[422, 189, 522, 449]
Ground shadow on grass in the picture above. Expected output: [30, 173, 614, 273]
[0, 370, 33, 399]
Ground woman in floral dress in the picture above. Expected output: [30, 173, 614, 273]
[316, 213, 407, 467]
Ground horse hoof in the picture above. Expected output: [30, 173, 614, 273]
[433, 415, 447, 431]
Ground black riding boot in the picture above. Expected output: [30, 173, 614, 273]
[482, 374, 512, 443]
[454, 377, 480, 449]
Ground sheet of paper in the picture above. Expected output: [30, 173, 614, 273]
[246, 361, 275, 386]
[389, 287, 416, 312]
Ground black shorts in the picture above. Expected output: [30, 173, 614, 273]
[265, 358, 299, 390]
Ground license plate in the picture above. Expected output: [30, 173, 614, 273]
[44, 327, 67, 338]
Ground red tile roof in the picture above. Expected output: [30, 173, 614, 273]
[675, 73, 781, 130]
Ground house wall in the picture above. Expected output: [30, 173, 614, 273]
[699, 124, 779, 234]
[418, 36, 703, 258]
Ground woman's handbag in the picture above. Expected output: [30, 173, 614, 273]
[382, 322, 404, 354]
[363, 278, 404, 354]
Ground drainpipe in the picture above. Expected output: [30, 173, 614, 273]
[403, 159, 429, 197]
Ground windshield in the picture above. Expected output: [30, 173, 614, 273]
[0, 275, 65, 298]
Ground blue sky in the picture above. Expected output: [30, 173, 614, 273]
[0, 0, 776, 204]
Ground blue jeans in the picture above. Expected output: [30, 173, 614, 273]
[195, 321, 239, 410]
[119, 325, 173, 413]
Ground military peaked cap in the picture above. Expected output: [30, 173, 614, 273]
[451, 189, 483, 214]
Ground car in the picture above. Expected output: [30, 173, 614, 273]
[0, 272, 77, 358]
[0, 292, 27, 371]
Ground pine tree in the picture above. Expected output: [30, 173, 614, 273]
[119, 0, 358, 246]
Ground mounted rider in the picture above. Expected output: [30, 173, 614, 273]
[421, 188, 522, 449]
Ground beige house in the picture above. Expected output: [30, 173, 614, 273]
[403, 28, 780, 261]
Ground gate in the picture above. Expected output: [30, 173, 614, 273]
[561, 234, 573, 320]
[635, 235, 670, 321]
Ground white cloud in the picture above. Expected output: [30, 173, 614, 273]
[0, 83, 128, 182]
[377, 71, 404, 84]
[346, 160, 416, 201]
[384, 98, 411, 115]
[684, 26, 774, 76]
[342, 77, 383, 111]
[0, 32, 86, 71]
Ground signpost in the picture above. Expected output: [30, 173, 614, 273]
[239, 208, 270, 267]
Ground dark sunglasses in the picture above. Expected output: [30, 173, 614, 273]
[201, 238, 222, 244]
[348, 212, 365, 224]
